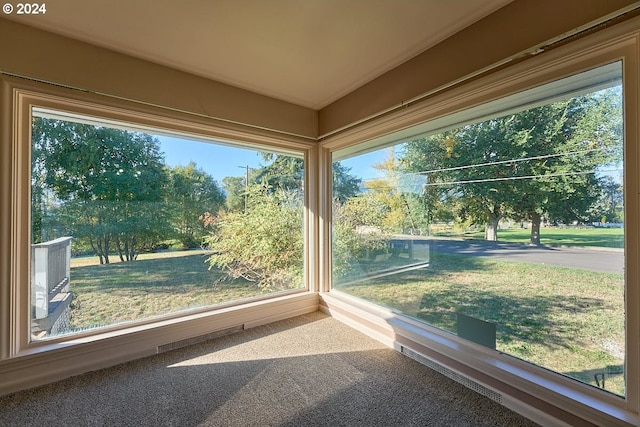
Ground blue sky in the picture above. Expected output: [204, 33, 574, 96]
[157, 135, 268, 183]
[338, 150, 389, 181]
[155, 134, 626, 192]
[157, 134, 389, 184]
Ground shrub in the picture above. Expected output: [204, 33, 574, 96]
[202, 185, 303, 291]
[332, 193, 390, 280]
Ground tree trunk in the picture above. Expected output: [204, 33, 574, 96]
[102, 235, 111, 264]
[116, 239, 125, 262]
[530, 212, 541, 245]
[96, 237, 104, 265]
[96, 236, 110, 264]
[485, 213, 499, 241]
[89, 236, 104, 265]
[130, 236, 137, 261]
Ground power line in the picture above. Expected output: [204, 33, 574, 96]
[423, 168, 621, 187]
[359, 168, 622, 190]
[361, 147, 618, 182]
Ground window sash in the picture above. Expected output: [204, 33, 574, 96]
[7, 86, 315, 353]
[321, 22, 640, 421]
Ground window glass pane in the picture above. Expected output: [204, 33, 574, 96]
[30, 111, 305, 340]
[332, 63, 625, 396]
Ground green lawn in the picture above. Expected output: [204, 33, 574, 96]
[67, 245, 626, 396]
[68, 250, 276, 330]
[336, 252, 625, 396]
[441, 226, 624, 248]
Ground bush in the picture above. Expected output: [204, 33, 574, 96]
[332, 194, 390, 280]
[202, 186, 303, 290]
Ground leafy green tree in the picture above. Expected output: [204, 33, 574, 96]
[589, 175, 623, 223]
[332, 192, 391, 280]
[254, 154, 304, 191]
[168, 162, 225, 248]
[222, 176, 247, 212]
[332, 162, 361, 201]
[31, 119, 46, 244]
[255, 153, 361, 200]
[361, 148, 431, 234]
[205, 152, 362, 286]
[32, 118, 170, 263]
[402, 88, 622, 243]
[202, 184, 303, 290]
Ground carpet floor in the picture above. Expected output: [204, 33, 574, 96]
[0, 312, 540, 426]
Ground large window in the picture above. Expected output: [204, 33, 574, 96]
[30, 108, 305, 340]
[332, 63, 626, 396]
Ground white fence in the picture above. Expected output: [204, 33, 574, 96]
[31, 237, 73, 336]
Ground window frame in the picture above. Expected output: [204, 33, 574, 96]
[320, 18, 640, 426]
[1, 12, 639, 427]
[0, 77, 319, 383]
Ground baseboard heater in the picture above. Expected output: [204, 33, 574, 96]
[157, 325, 245, 353]
[400, 345, 503, 404]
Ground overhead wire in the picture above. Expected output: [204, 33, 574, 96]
[421, 168, 622, 187]
[359, 146, 620, 182]
[358, 168, 622, 190]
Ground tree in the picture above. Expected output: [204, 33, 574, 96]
[332, 191, 391, 280]
[332, 162, 361, 202]
[402, 88, 622, 243]
[361, 148, 430, 234]
[222, 176, 247, 212]
[254, 153, 362, 200]
[206, 153, 362, 286]
[32, 118, 170, 263]
[254, 154, 304, 191]
[168, 162, 225, 248]
[202, 184, 303, 290]
[589, 175, 623, 223]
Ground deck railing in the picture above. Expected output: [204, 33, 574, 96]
[31, 237, 73, 336]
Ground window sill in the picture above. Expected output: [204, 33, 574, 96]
[320, 291, 639, 427]
[0, 291, 318, 396]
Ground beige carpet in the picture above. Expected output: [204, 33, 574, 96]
[0, 312, 539, 426]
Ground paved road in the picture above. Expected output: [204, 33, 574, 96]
[404, 238, 624, 274]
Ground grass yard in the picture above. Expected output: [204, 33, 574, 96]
[336, 252, 626, 396]
[68, 250, 278, 331]
[67, 239, 626, 395]
[444, 226, 624, 248]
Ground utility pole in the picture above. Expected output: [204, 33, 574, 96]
[238, 165, 249, 212]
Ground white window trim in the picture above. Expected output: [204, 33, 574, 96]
[320, 16, 640, 426]
[0, 78, 320, 395]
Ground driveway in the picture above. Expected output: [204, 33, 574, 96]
[400, 238, 624, 274]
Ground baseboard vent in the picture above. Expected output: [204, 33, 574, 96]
[157, 325, 244, 353]
[401, 346, 503, 404]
